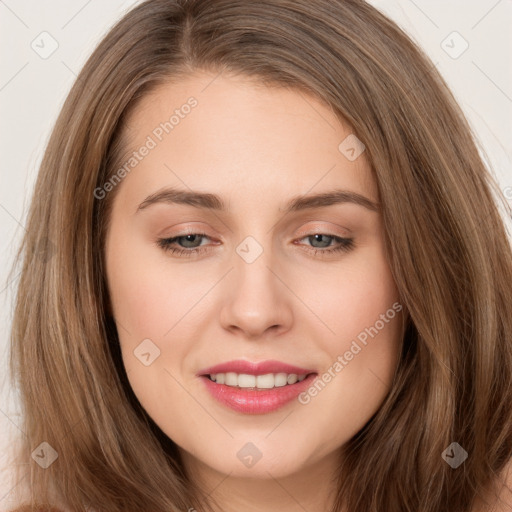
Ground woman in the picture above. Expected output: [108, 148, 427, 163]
[7, 0, 512, 510]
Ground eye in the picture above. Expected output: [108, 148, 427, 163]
[156, 232, 354, 257]
[296, 234, 354, 255]
[156, 233, 212, 257]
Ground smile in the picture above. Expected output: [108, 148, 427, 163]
[197, 360, 318, 414]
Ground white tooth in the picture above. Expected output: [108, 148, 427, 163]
[225, 372, 238, 386]
[274, 373, 288, 387]
[287, 374, 298, 385]
[238, 374, 256, 388]
[256, 373, 275, 389]
[213, 372, 305, 388]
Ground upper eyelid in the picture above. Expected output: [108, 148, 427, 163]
[166, 221, 352, 239]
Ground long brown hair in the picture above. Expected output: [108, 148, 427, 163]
[8, 0, 512, 510]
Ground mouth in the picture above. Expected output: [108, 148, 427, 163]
[197, 360, 318, 414]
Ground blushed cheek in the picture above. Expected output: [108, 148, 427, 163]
[106, 245, 215, 376]
[327, 312, 402, 428]
[321, 260, 401, 381]
[315, 273, 400, 351]
[106, 233, 174, 340]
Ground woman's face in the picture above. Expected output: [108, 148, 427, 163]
[105, 71, 403, 484]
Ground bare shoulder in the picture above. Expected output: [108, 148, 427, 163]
[471, 457, 512, 512]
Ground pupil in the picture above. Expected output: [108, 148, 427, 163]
[183, 234, 200, 248]
[312, 234, 330, 248]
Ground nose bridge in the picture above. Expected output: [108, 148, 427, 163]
[232, 233, 280, 304]
[219, 232, 292, 336]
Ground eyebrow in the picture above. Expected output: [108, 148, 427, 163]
[136, 187, 379, 214]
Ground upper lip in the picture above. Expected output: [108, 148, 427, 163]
[198, 359, 316, 377]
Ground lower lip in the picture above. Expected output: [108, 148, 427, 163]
[199, 374, 317, 414]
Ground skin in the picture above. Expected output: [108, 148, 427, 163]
[104, 70, 404, 512]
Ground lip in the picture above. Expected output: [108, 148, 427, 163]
[197, 359, 318, 414]
[197, 359, 315, 377]
[199, 373, 317, 414]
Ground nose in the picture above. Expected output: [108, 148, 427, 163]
[219, 247, 293, 340]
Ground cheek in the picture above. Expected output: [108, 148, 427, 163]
[105, 227, 207, 341]
[296, 243, 400, 350]
[294, 246, 402, 426]
[105, 228, 221, 405]
[105, 243, 201, 424]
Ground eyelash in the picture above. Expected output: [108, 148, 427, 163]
[156, 232, 354, 258]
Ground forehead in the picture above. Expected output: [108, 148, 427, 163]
[113, 71, 377, 213]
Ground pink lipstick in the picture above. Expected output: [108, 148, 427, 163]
[197, 359, 317, 414]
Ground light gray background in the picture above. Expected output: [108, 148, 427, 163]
[1, 0, 511, 508]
